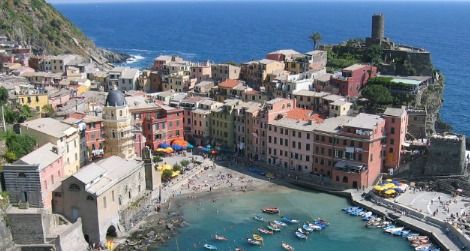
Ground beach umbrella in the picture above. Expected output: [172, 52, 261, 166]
[385, 179, 393, 183]
[456, 188, 463, 193]
[374, 185, 384, 191]
[187, 144, 194, 149]
[384, 189, 396, 195]
[159, 143, 170, 148]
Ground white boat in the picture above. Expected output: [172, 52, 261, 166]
[385, 227, 404, 233]
[204, 244, 217, 250]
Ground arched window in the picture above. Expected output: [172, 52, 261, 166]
[342, 176, 349, 184]
[119, 110, 123, 117]
[69, 183, 81, 191]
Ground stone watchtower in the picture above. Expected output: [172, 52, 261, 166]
[371, 14, 384, 41]
[366, 13, 386, 46]
[142, 146, 161, 191]
[103, 87, 136, 159]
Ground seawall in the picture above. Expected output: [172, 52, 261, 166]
[288, 179, 467, 251]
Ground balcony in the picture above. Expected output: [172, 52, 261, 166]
[334, 160, 367, 173]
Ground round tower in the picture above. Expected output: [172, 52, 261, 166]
[371, 14, 384, 41]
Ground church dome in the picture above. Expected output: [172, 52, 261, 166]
[105, 89, 127, 107]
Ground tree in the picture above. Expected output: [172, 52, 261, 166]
[0, 130, 36, 162]
[309, 32, 322, 50]
[41, 104, 55, 118]
[365, 44, 383, 65]
[0, 87, 8, 105]
[180, 160, 190, 168]
[152, 155, 162, 163]
[172, 164, 182, 172]
[161, 169, 173, 181]
[361, 85, 393, 110]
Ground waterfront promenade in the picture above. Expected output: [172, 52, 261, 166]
[349, 191, 466, 251]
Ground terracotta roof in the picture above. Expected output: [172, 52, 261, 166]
[218, 79, 241, 89]
[286, 108, 324, 123]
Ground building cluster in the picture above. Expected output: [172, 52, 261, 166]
[0, 14, 463, 250]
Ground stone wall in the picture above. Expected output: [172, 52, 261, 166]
[425, 134, 466, 176]
[0, 214, 15, 251]
[7, 212, 45, 245]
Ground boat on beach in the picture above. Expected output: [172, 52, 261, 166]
[282, 242, 295, 251]
[214, 234, 228, 241]
[203, 244, 217, 250]
[262, 208, 280, 214]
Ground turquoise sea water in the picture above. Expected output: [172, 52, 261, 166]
[54, 1, 470, 137]
[155, 187, 411, 251]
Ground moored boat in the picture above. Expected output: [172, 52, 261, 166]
[258, 228, 273, 235]
[267, 225, 281, 232]
[295, 231, 308, 240]
[302, 224, 314, 232]
[281, 216, 299, 224]
[282, 242, 295, 251]
[262, 208, 280, 214]
[273, 220, 287, 227]
[247, 238, 262, 246]
[203, 244, 217, 250]
[214, 234, 228, 241]
[252, 234, 264, 242]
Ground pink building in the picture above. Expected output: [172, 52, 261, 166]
[251, 98, 296, 161]
[68, 112, 106, 161]
[383, 107, 408, 172]
[3, 143, 65, 209]
[330, 64, 377, 97]
[316, 113, 385, 188]
[267, 112, 385, 189]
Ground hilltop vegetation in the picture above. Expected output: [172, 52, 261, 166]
[0, 0, 128, 67]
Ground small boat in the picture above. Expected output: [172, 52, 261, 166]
[302, 224, 314, 232]
[235, 248, 243, 251]
[267, 225, 281, 232]
[297, 228, 309, 235]
[203, 244, 217, 250]
[252, 234, 263, 242]
[253, 215, 264, 222]
[307, 223, 322, 231]
[385, 227, 404, 234]
[262, 208, 280, 214]
[295, 231, 308, 240]
[214, 234, 228, 241]
[258, 228, 273, 235]
[401, 230, 411, 237]
[415, 244, 432, 251]
[247, 238, 262, 246]
[281, 216, 299, 224]
[273, 220, 287, 227]
[282, 242, 295, 251]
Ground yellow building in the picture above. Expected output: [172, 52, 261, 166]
[103, 89, 136, 160]
[17, 93, 49, 112]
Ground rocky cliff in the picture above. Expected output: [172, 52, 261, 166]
[0, 0, 128, 69]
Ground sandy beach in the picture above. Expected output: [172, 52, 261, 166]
[115, 156, 276, 250]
